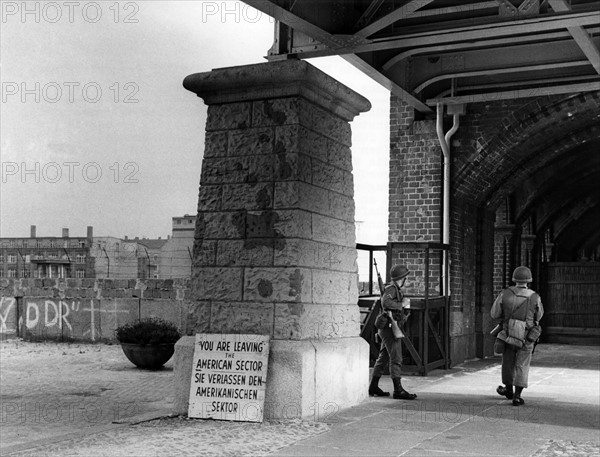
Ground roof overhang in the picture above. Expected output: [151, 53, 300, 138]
[242, 0, 600, 113]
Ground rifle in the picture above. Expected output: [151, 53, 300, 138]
[373, 258, 385, 296]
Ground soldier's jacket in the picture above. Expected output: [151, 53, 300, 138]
[491, 286, 544, 329]
[382, 283, 408, 323]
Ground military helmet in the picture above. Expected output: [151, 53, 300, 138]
[390, 264, 410, 281]
[512, 266, 532, 283]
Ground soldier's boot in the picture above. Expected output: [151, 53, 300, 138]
[368, 376, 390, 397]
[497, 384, 514, 399]
[392, 377, 417, 400]
[513, 386, 525, 406]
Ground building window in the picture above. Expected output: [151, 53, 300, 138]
[50, 240, 56, 248]
[79, 240, 86, 248]
[153, 254, 158, 262]
[48, 252, 58, 259]
[7, 269, 16, 278]
[76, 255, 86, 263]
[0, 270, 4, 277]
[0, 255, 4, 263]
[21, 269, 30, 278]
[7, 255, 17, 263]
[9, 240, 15, 248]
[76, 270, 85, 278]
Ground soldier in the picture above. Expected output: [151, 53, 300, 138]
[491, 266, 544, 406]
[368, 264, 417, 400]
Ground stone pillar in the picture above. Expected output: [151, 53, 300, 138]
[173, 60, 371, 420]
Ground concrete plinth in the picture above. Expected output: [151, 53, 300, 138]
[174, 60, 371, 419]
[174, 335, 369, 419]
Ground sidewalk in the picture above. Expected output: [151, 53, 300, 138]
[1, 340, 598, 457]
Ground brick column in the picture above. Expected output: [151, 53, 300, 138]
[173, 60, 371, 419]
[388, 96, 443, 298]
[389, 97, 442, 245]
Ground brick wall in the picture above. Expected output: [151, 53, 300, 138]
[389, 96, 442, 243]
[387, 91, 600, 363]
[0, 278, 190, 342]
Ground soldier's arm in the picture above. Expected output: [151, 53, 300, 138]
[535, 295, 544, 323]
[490, 293, 503, 319]
[382, 285, 403, 311]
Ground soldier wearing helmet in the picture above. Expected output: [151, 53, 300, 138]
[369, 264, 417, 400]
[491, 265, 544, 406]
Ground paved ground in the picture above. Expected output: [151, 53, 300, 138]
[0, 340, 598, 457]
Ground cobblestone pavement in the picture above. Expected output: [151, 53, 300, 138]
[0, 341, 174, 449]
[531, 440, 600, 457]
[1, 340, 598, 457]
[4, 416, 330, 457]
[0, 340, 329, 456]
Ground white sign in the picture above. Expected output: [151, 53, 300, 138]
[188, 333, 270, 422]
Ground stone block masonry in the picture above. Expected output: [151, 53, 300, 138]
[178, 60, 372, 420]
[0, 278, 190, 342]
[184, 61, 371, 342]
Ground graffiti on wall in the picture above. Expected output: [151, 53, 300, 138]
[0, 297, 131, 341]
[0, 297, 16, 334]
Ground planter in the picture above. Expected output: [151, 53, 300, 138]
[120, 343, 175, 370]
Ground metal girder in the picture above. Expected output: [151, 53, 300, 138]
[548, 0, 600, 73]
[245, 0, 432, 111]
[241, 0, 600, 111]
[354, 0, 386, 30]
[353, 0, 435, 38]
[416, 60, 589, 94]
[382, 28, 597, 70]
[426, 81, 600, 105]
[283, 11, 599, 57]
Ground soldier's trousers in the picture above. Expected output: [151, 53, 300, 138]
[372, 327, 403, 379]
[501, 341, 534, 388]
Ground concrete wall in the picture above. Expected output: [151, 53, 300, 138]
[0, 278, 190, 342]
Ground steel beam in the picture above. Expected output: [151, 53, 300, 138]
[274, 11, 600, 59]
[354, 0, 435, 38]
[549, 0, 600, 74]
[382, 29, 587, 70]
[342, 54, 433, 113]
[415, 60, 590, 94]
[426, 81, 600, 105]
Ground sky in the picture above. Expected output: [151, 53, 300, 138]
[0, 1, 390, 245]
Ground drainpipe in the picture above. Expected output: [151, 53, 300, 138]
[436, 102, 463, 294]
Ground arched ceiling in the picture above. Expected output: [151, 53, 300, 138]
[515, 141, 600, 232]
[554, 203, 600, 259]
[243, 0, 600, 112]
[485, 96, 600, 261]
[454, 92, 600, 208]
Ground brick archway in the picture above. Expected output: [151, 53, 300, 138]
[453, 91, 600, 209]
[447, 91, 600, 357]
[388, 91, 600, 362]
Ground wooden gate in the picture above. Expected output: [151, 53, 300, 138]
[543, 262, 600, 344]
[358, 242, 450, 375]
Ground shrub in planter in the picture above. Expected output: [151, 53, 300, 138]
[115, 318, 181, 370]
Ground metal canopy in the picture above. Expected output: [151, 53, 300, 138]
[243, 0, 600, 112]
